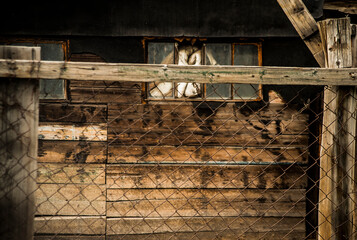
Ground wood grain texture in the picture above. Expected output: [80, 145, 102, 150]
[38, 140, 107, 163]
[108, 102, 308, 147]
[40, 103, 107, 123]
[38, 123, 107, 141]
[4, 59, 357, 85]
[106, 164, 307, 189]
[108, 145, 308, 164]
[37, 163, 105, 184]
[277, 0, 325, 67]
[323, 1, 357, 14]
[108, 103, 309, 121]
[108, 127, 308, 146]
[35, 236, 104, 240]
[318, 18, 354, 240]
[106, 216, 305, 236]
[106, 188, 305, 217]
[0, 46, 40, 240]
[36, 184, 106, 216]
[34, 216, 106, 235]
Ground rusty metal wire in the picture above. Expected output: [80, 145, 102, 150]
[2, 78, 357, 240]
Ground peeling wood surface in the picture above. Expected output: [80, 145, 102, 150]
[38, 123, 107, 141]
[106, 164, 307, 189]
[5, 59, 357, 85]
[38, 140, 107, 163]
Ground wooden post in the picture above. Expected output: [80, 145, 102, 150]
[0, 46, 40, 240]
[277, 0, 325, 67]
[317, 18, 355, 240]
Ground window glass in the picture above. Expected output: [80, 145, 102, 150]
[11, 42, 66, 99]
[38, 43, 65, 99]
[148, 42, 175, 98]
[233, 44, 260, 99]
[205, 44, 231, 99]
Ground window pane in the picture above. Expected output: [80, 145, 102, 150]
[233, 84, 260, 100]
[205, 44, 231, 99]
[234, 44, 258, 66]
[148, 42, 174, 64]
[148, 42, 175, 98]
[233, 44, 259, 99]
[38, 43, 65, 99]
[11, 42, 66, 99]
[206, 84, 231, 99]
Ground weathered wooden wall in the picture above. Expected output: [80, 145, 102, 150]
[32, 53, 313, 239]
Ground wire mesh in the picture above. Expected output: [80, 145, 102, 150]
[1, 76, 357, 240]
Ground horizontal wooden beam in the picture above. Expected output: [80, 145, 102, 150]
[2, 59, 357, 85]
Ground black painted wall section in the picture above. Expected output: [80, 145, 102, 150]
[1, 0, 299, 37]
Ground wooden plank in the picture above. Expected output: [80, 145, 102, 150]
[36, 184, 106, 216]
[70, 86, 141, 104]
[106, 164, 307, 189]
[318, 18, 355, 240]
[37, 163, 105, 184]
[38, 123, 107, 141]
[108, 128, 308, 146]
[34, 216, 106, 235]
[38, 140, 107, 163]
[108, 231, 305, 240]
[35, 236, 104, 240]
[108, 145, 308, 164]
[324, 1, 357, 15]
[106, 188, 305, 217]
[0, 46, 40, 240]
[277, 0, 325, 67]
[108, 103, 309, 121]
[5, 59, 357, 86]
[106, 216, 305, 236]
[40, 103, 107, 123]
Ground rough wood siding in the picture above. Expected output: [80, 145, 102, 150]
[35, 55, 309, 239]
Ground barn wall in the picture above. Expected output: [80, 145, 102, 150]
[33, 36, 320, 239]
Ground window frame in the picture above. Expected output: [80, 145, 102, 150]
[0, 38, 69, 101]
[143, 38, 263, 102]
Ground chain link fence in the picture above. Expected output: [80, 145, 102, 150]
[1, 75, 357, 239]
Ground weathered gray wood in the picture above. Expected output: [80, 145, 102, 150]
[276, 0, 325, 67]
[0, 46, 40, 240]
[324, 1, 357, 15]
[4, 59, 357, 85]
[318, 18, 355, 240]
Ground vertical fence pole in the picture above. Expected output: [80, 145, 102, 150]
[0, 46, 40, 240]
[318, 18, 355, 240]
